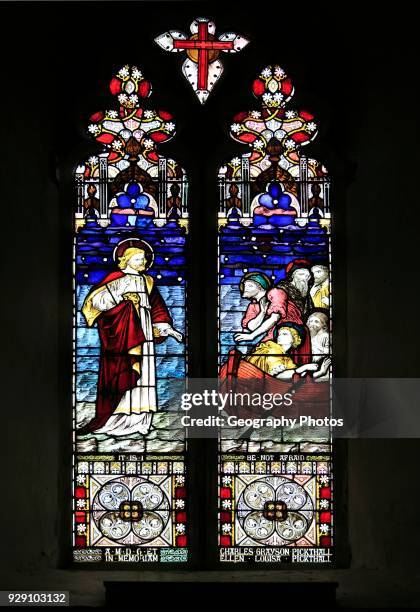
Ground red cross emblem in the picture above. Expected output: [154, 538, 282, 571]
[155, 18, 249, 104]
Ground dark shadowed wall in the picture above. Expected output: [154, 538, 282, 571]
[1, 1, 418, 605]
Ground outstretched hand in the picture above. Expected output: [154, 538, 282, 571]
[234, 332, 254, 343]
[296, 363, 319, 375]
[167, 327, 183, 343]
[318, 357, 331, 376]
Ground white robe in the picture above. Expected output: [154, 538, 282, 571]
[310, 329, 330, 362]
[90, 273, 170, 436]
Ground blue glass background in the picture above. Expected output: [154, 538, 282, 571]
[75, 221, 187, 409]
[219, 213, 329, 364]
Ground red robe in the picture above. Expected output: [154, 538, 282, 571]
[219, 349, 329, 420]
[79, 271, 172, 435]
[241, 288, 311, 364]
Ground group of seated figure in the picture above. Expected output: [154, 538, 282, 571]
[225, 259, 331, 381]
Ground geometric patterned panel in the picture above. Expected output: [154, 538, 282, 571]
[219, 454, 332, 563]
[73, 457, 187, 563]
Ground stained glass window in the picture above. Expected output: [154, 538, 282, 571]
[73, 65, 188, 564]
[155, 17, 249, 103]
[217, 65, 333, 564]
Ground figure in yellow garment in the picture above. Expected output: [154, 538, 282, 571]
[246, 323, 303, 377]
[310, 264, 329, 308]
[247, 340, 298, 375]
[245, 322, 331, 381]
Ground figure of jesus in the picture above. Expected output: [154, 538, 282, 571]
[79, 239, 183, 437]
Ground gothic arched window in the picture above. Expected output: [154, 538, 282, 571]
[73, 65, 189, 564]
[71, 59, 334, 567]
[217, 65, 333, 564]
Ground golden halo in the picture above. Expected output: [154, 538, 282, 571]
[112, 238, 155, 270]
